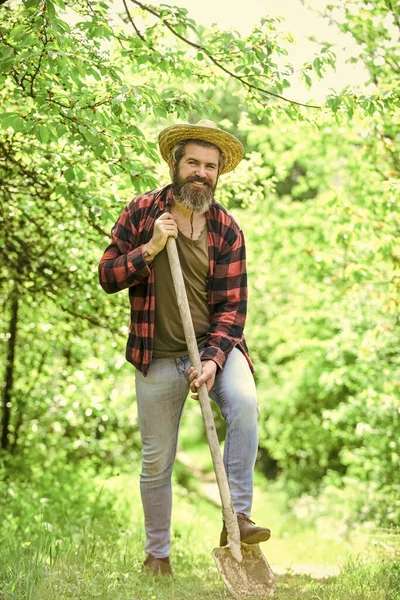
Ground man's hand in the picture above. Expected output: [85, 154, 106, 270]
[143, 212, 178, 259]
[188, 360, 217, 400]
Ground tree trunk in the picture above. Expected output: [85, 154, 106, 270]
[1, 293, 19, 451]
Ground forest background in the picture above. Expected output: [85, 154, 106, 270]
[0, 0, 399, 598]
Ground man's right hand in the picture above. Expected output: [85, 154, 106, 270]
[143, 212, 178, 260]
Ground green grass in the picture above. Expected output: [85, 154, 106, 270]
[1, 459, 399, 600]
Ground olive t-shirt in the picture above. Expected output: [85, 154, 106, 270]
[153, 227, 210, 357]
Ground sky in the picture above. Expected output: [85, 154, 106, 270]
[116, 0, 369, 103]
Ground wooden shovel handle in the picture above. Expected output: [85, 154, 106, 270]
[166, 237, 242, 562]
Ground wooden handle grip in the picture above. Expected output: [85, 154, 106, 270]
[166, 237, 242, 561]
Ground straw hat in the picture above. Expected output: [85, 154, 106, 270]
[158, 119, 244, 174]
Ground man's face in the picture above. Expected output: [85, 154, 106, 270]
[171, 142, 220, 213]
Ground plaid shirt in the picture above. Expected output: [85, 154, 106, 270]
[98, 185, 254, 376]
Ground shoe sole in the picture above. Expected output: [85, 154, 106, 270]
[220, 529, 271, 547]
[241, 530, 271, 545]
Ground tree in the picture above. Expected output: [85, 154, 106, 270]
[1, 0, 398, 528]
[223, 0, 399, 526]
[0, 0, 328, 456]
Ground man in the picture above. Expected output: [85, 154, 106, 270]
[98, 120, 270, 576]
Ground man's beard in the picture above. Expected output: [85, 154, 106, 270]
[172, 169, 217, 214]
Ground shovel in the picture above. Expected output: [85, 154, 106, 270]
[166, 237, 275, 598]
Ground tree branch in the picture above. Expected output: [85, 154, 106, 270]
[28, 26, 49, 97]
[1, 291, 19, 451]
[1, 142, 110, 239]
[57, 303, 122, 336]
[130, 0, 320, 109]
[10, 350, 48, 454]
[122, 0, 146, 42]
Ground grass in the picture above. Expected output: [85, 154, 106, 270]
[1, 456, 399, 600]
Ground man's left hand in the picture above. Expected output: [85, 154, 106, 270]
[188, 360, 217, 400]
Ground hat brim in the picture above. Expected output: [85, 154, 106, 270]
[158, 124, 244, 174]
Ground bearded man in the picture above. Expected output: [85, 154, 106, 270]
[98, 120, 270, 576]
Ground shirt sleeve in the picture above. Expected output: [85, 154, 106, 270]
[201, 228, 248, 370]
[98, 204, 151, 294]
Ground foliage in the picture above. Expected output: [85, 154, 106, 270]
[0, 0, 326, 461]
[180, 0, 400, 524]
[228, 109, 399, 525]
[319, 0, 400, 117]
[180, 0, 399, 528]
[0, 0, 399, 537]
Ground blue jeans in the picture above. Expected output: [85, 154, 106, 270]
[135, 347, 258, 558]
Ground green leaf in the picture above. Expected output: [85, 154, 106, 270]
[0, 113, 25, 132]
[11, 116, 25, 132]
[63, 167, 75, 182]
[56, 124, 67, 137]
[0, 46, 14, 60]
[25, 0, 41, 7]
[136, 54, 148, 65]
[95, 25, 113, 40]
[93, 145, 105, 158]
[9, 25, 30, 41]
[0, 57, 14, 73]
[153, 106, 168, 118]
[54, 18, 71, 33]
[46, 0, 56, 20]
[88, 67, 102, 81]
[0, 112, 20, 128]
[304, 74, 312, 89]
[55, 183, 68, 197]
[33, 125, 50, 144]
[111, 104, 122, 116]
[82, 129, 99, 145]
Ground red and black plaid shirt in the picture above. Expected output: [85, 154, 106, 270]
[98, 185, 254, 376]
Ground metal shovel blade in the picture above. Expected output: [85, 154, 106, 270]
[212, 543, 276, 598]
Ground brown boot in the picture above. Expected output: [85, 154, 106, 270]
[220, 513, 271, 546]
[142, 554, 173, 576]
